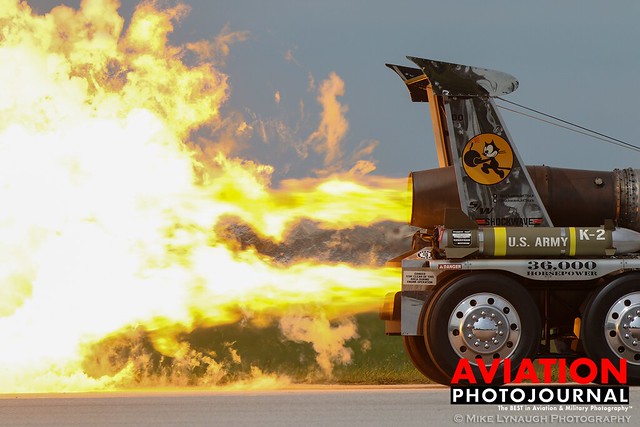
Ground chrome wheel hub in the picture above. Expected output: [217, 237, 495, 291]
[448, 293, 521, 365]
[605, 292, 640, 365]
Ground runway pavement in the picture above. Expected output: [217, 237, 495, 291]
[1, 385, 638, 427]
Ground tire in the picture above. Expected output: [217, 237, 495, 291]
[581, 272, 640, 385]
[424, 272, 541, 384]
[402, 335, 451, 385]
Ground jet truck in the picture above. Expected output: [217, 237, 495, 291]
[380, 57, 640, 385]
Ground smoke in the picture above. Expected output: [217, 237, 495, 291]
[264, 72, 380, 178]
[279, 315, 358, 377]
[79, 327, 292, 388]
[186, 23, 249, 65]
[216, 217, 413, 266]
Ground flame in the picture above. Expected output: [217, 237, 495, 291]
[0, 0, 410, 392]
[306, 72, 349, 169]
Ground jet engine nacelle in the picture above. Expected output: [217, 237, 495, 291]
[410, 166, 640, 231]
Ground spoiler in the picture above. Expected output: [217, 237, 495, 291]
[386, 57, 519, 101]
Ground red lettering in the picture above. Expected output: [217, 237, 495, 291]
[570, 358, 597, 384]
[601, 358, 627, 384]
[476, 358, 501, 384]
[450, 357, 626, 385]
[513, 359, 539, 383]
[503, 358, 511, 383]
[537, 358, 556, 383]
[451, 359, 476, 384]
[451, 357, 625, 385]
[558, 358, 567, 383]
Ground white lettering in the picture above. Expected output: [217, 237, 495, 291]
[534, 236, 568, 247]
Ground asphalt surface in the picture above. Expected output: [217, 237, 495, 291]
[0, 385, 638, 427]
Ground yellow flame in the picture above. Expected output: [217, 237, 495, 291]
[0, 0, 410, 392]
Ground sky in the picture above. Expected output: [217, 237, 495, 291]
[8, 0, 640, 389]
[32, 0, 640, 179]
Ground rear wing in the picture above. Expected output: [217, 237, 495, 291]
[387, 57, 552, 228]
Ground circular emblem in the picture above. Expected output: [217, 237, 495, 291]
[417, 248, 431, 259]
[462, 133, 513, 185]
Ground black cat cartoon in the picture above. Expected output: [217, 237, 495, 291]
[480, 141, 504, 178]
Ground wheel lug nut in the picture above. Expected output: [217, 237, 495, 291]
[497, 321, 503, 326]
[484, 343, 490, 349]
[467, 334, 473, 339]
[474, 341, 480, 347]
[625, 334, 631, 339]
[634, 341, 638, 346]
[490, 313, 496, 318]
[472, 315, 477, 320]
[498, 331, 504, 336]
[481, 311, 486, 316]
[467, 324, 472, 329]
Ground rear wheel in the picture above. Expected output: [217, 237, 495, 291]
[424, 273, 541, 384]
[402, 335, 450, 385]
[581, 273, 640, 385]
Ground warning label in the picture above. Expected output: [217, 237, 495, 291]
[402, 269, 436, 287]
[452, 230, 472, 247]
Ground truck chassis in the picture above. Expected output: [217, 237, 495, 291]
[381, 57, 640, 385]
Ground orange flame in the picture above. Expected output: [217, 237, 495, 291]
[0, 0, 410, 392]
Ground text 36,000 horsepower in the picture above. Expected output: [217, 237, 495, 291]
[526, 260, 597, 277]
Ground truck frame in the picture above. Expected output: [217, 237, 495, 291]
[380, 57, 640, 385]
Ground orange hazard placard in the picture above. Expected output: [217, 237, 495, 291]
[462, 133, 513, 185]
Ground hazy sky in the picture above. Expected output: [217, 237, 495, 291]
[33, 1, 640, 178]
